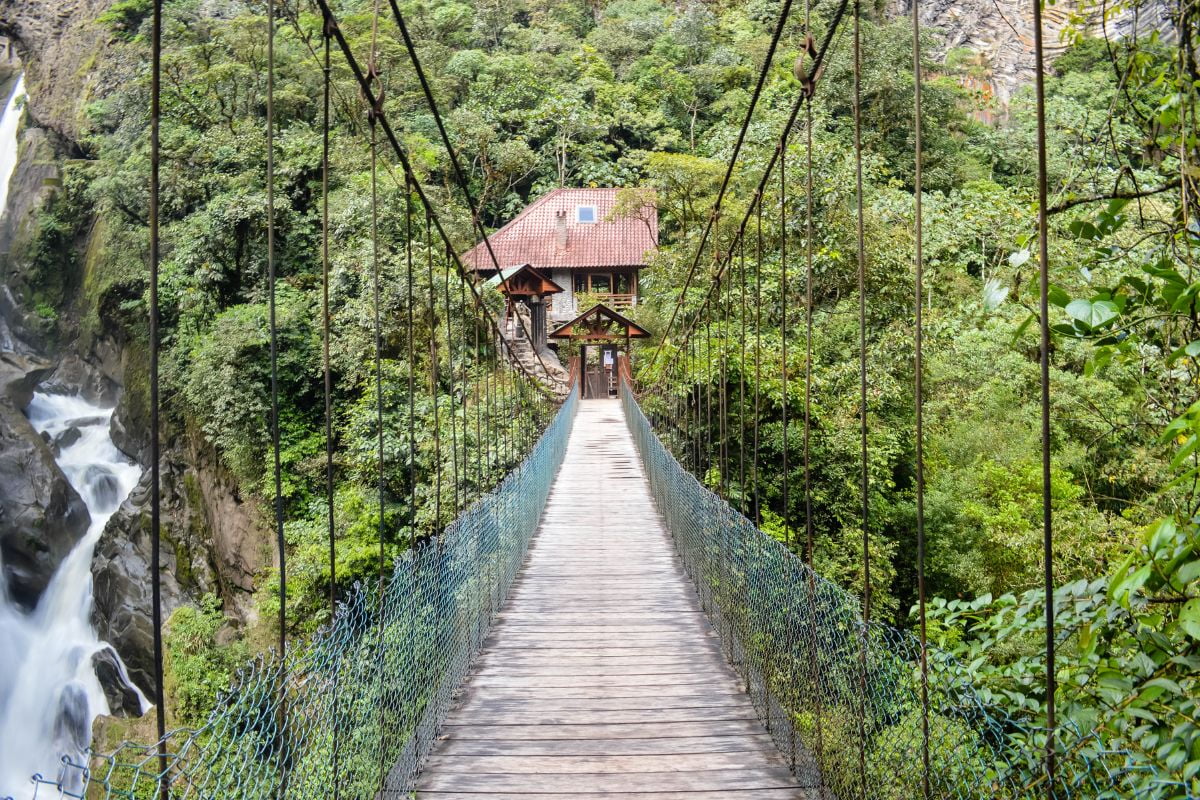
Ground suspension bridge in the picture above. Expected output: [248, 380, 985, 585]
[7, 0, 1192, 796]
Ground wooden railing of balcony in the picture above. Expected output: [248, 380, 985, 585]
[596, 293, 636, 311]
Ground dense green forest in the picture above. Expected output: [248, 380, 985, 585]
[24, 0, 1198, 789]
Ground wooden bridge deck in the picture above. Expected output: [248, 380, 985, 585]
[416, 399, 813, 799]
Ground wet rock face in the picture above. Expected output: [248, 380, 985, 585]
[50, 424, 81, 452]
[891, 0, 1176, 110]
[0, 351, 89, 610]
[92, 432, 265, 695]
[91, 475, 187, 695]
[0, 0, 112, 143]
[42, 354, 120, 406]
[91, 644, 143, 718]
[0, 127, 61, 352]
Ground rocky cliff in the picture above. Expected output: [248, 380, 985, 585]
[91, 432, 267, 693]
[0, 1, 269, 701]
[0, 1, 113, 144]
[0, 351, 89, 609]
[894, 0, 1176, 109]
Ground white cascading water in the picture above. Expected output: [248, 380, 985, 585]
[0, 74, 24, 213]
[0, 397, 146, 797]
[0, 75, 147, 798]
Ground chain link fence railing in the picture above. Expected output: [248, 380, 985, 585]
[13, 386, 578, 800]
[621, 382, 1193, 800]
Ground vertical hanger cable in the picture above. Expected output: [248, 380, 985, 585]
[1031, 0, 1058, 789]
[851, 2, 870, 795]
[148, 2, 168, 796]
[911, 0, 931, 796]
[265, 0, 289, 794]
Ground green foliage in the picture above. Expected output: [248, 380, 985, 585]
[22, 0, 1199, 786]
[98, 0, 154, 40]
[179, 288, 321, 497]
[629, 3, 1199, 788]
[164, 594, 247, 725]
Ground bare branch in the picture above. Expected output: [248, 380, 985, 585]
[1047, 179, 1180, 215]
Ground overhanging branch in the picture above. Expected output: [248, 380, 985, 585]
[1048, 179, 1180, 215]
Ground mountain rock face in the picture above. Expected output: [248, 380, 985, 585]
[0, 1, 112, 143]
[91, 432, 266, 694]
[893, 0, 1176, 109]
[0, 1, 269, 699]
[0, 351, 90, 610]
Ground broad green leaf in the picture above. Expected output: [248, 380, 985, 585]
[1109, 550, 1138, 604]
[1066, 299, 1119, 330]
[1047, 284, 1071, 307]
[1106, 198, 1131, 215]
[1147, 518, 1179, 553]
[1180, 599, 1200, 640]
[1144, 677, 1184, 695]
[1167, 340, 1200, 364]
[1176, 559, 1200, 586]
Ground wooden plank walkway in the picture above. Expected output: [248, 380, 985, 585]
[416, 399, 813, 799]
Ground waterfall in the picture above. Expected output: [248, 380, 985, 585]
[0, 395, 146, 798]
[0, 74, 25, 218]
[0, 74, 147, 799]
[0, 75, 26, 354]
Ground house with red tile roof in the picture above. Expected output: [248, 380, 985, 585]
[463, 188, 658, 322]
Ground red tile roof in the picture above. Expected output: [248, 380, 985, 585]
[463, 188, 658, 272]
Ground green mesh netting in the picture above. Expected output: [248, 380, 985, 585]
[18, 387, 578, 800]
[621, 383, 1194, 800]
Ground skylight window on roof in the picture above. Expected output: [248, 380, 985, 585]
[576, 205, 597, 223]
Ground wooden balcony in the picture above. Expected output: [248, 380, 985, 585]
[550, 293, 637, 322]
[594, 293, 636, 311]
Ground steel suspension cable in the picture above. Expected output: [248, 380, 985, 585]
[504, 368, 514, 464]
[648, 0, 797, 374]
[739, 233, 747, 514]
[801, 14, 827, 791]
[754, 198, 764, 527]
[1031, 0, 1058, 790]
[383, 0, 551, 379]
[704, 306, 713, 474]
[319, 3, 336, 665]
[443, 244, 461, 514]
[426, 207, 443, 534]
[317, 11, 342, 796]
[365, 0, 389, 786]
[801, 2, 816, 621]
[642, 6, 854, 512]
[781, 126, 791, 550]
[265, 0, 288, 794]
[851, 1, 869, 795]
[695, 342, 701, 473]
[405, 179, 417, 552]
[911, 0, 930, 796]
[148, 2, 168, 797]
[462, 276, 475, 495]
[307, 0, 554, 400]
[273, 9, 552, 490]
[650, 105, 826, 406]
[485, 339, 494, 483]
[719, 272, 728, 497]
[473, 311, 483, 494]
[649, 0, 850, 379]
